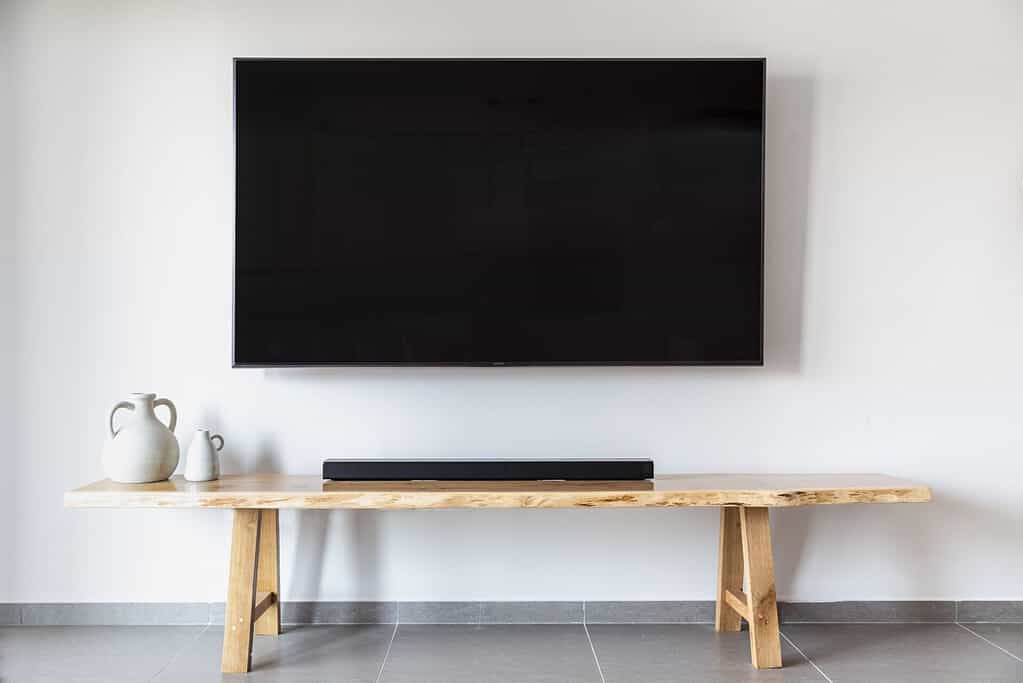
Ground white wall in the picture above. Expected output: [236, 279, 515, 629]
[0, 0, 17, 603]
[5, 0, 1023, 603]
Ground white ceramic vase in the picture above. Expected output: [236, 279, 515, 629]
[184, 429, 223, 482]
[101, 393, 179, 483]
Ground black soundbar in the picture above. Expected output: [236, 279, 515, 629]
[322, 458, 654, 481]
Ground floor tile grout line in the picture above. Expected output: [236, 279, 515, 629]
[583, 621, 607, 683]
[148, 622, 212, 682]
[956, 623, 1023, 664]
[780, 630, 834, 683]
[374, 621, 400, 683]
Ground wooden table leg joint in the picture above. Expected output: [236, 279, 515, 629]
[253, 591, 277, 622]
[723, 588, 751, 621]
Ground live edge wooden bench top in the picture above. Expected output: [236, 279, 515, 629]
[64, 473, 931, 509]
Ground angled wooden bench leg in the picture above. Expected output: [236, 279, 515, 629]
[255, 509, 281, 636]
[222, 509, 262, 673]
[740, 506, 782, 669]
[715, 506, 744, 632]
[714, 506, 783, 669]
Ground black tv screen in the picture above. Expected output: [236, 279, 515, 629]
[234, 59, 764, 366]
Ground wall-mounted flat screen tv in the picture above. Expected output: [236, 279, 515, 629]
[234, 59, 765, 366]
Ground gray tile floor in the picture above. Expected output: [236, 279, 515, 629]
[2, 623, 1023, 682]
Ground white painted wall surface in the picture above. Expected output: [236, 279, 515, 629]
[0, 0, 18, 602]
[4, 0, 1023, 603]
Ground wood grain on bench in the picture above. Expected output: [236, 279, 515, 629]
[65, 473, 931, 509]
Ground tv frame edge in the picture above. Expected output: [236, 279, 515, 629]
[230, 57, 767, 368]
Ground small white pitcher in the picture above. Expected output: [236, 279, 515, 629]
[184, 429, 224, 482]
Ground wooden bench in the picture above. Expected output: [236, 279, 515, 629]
[65, 473, 931, 673]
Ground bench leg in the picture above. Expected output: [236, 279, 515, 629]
[740, 507, 782, 669]
[714, 506, 782, 669]
[255, 509, 282, 636]
[715, 507, 744, 632]
[222, 509, 262, 673]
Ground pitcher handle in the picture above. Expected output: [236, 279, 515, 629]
[109, 401, 134, 438]
[210, 434, 224, 451]
[153, 398, 177, 433]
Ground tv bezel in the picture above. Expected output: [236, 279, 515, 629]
[232, 57, 766, 368]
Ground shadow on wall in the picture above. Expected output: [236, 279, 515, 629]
[197, 410, 383, 602]
[191, 407, 280, 475]
[763, 74, 814, 374]
[236, 439, 379, 603]
[288, 510, 381, 603]
[773, 489, 965, 599]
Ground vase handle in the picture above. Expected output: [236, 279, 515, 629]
[210, 434, 224, 451]
[109, 401, 134, 438]
[153, 398, 177, 433]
